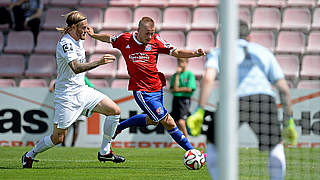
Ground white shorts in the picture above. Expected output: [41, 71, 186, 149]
[53, 86, 106, 129]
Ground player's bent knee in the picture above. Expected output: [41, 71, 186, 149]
[51, 134, 65, 145]
[160, 115, 176, 130]
[146, 116, 158, 126]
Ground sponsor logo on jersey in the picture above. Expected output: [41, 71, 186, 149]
[129, 53, 149, 62]
[145, 44, 152, 51]
[125, 44, 130, 49]
[62, 43, 73, 53]
[156, 107, 163, 115]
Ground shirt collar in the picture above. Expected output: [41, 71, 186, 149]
[133, 32, 144, 45]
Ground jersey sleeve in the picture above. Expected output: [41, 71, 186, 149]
[111, 33, 125, 50]
[205, 49, 220, 72]
[59, 40, 78, 63]
[267, 52, 285, 84]
[155, 34, 177, 55]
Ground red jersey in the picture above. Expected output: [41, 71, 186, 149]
[111, 32, 176, 91]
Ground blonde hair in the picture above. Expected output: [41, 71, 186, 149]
[56, 11, 87, 35]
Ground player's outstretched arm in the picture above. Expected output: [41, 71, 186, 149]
[172, 49, 205, 58]
[87, 26, 112, 43]
[68, 54, 116, 74]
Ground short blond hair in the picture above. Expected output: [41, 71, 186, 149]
[56, 11, 87, 35]
[138, 17, 155, 29]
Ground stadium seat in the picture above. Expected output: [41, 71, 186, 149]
[78, 8, 103, 31]
[102, 7, 132, 31]
[25, 55, 56, 78]
[86, 54, 116, 78]
[281, 8, 311, 31]
[312, 8, 320, 29]
[0, 0, 10, 6]
[187, 56, 205, 79]
[287, 0, 316, 7]
[94, 31, 121, 55]
[0, 55, 25, 77]
[158, 54, 177, 78]
[116, 56, 129, 79]
[79, 0, 107, 7]
[43, 8, 70, 30]
[50, 0, 79, 7]
[239, 0, 257, 7]
[167, 0, 198, 7]
[275, 55, 300, 79]
[249, 31, 275, 52]
[306, 31, 320, 53]
[0, 24, 9, 31]
[276, 31, 305, 54]
[297, 80, 320, 89]
[138, 0, 168, 8]
[256, 0, 286, 7]
[0, 33, 3, 51]
[34, 31, 61, 54]
[159, 31, 185, 49]
[239, 8, 251, 25]
[198, 0, 219, 7]
[111, 79, 129, 89]
[83, 34, 96, 55]
[108, 0, 139, 7]
[0, 79, 16, 87]
[191, 8, 219, 31]
[19, 79, 48, 87]
[186, 31, 214, 52]
[4, 31, 34, 54]
[131, 7, 161, 30]
[300, 55, 320, 79]
[252, 8, 281, 30]
[89, 79, 109, 88]
[161, 8, 191, 31]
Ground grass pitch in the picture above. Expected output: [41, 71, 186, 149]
[0, 147, 319, 180]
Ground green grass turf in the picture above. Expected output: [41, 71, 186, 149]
[0, 147, 319, 180]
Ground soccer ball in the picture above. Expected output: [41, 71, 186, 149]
[184, 149, 205, 170]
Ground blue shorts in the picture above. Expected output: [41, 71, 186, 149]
[133, 90, 168, 122]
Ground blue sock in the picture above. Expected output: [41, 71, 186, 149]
[118, 114, 147, 131]
[168, 127, 194, 151]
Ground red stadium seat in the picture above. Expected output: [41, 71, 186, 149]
[312, 8, 320, 29]
[4, 31, 34, 54]
[198, 0, 219, 7]
[19, 79, 48, 87]
[281, 8, 311, 31]
[102, 7, 132, 31]
[256, 0, 286, 7]
[158, 54, 177, 78]
[84, 35, 96, 55]
[50, 0, 79, 7]
[0, 24, 9, 31]
[276, 31, 305, 54]
[131, 7, 161, 30]
[287, 0, 316, 7]
[111, 79, 129, 89]
[167, 0, 198, 7]
[191, 8, 219, 31]
[275, 55, 300, 79]
[159, 31, 185, 49]
[239, 0, 257, 7]
[0, 0, 10, 6]
[161, 8, 191, 31]
[300, 55, 320, 79]
[94, 31, 122, 55]
[78, 8, 103, 31]
[79, 0, 107, 7]
[186, 31, 214, 52]
[89, 79, 109, 88]
[116, 56, 129, 79]
[249, 31, 275, 52]
[306, 31, 320, 53]
[0, 79, 16, 87]
[25, 55, 56, 78]
[43, 8, 70, 30]
[0, 55, 25, 77]
[139, 0, 168, 8]
[86, 54, 116, 78]
[252, 8, 281, 30]
[297, 80, 320, 89]
[34, 31, 61, 54]
[108, 0, 139, 7]
[187, 56, 205, 79]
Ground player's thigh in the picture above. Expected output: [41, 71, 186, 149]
[92, 96, 120, 116]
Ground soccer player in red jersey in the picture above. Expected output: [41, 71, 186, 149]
[88, 17, 205, 151]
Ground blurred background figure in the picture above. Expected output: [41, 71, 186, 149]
[0, 0, 43, 45]
[170, 58, 196, 139]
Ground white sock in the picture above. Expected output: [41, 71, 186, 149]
[268, 144, 286, 180]
[206, 143, 219, 180]
[99, 115, 120, 155]
[26, 136, 54, 159]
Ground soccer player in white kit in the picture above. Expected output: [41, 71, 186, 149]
[22, 11, 125, 168]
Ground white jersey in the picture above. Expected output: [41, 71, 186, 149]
[55, 33, 86, 96]
[206, 39, 284, 98]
